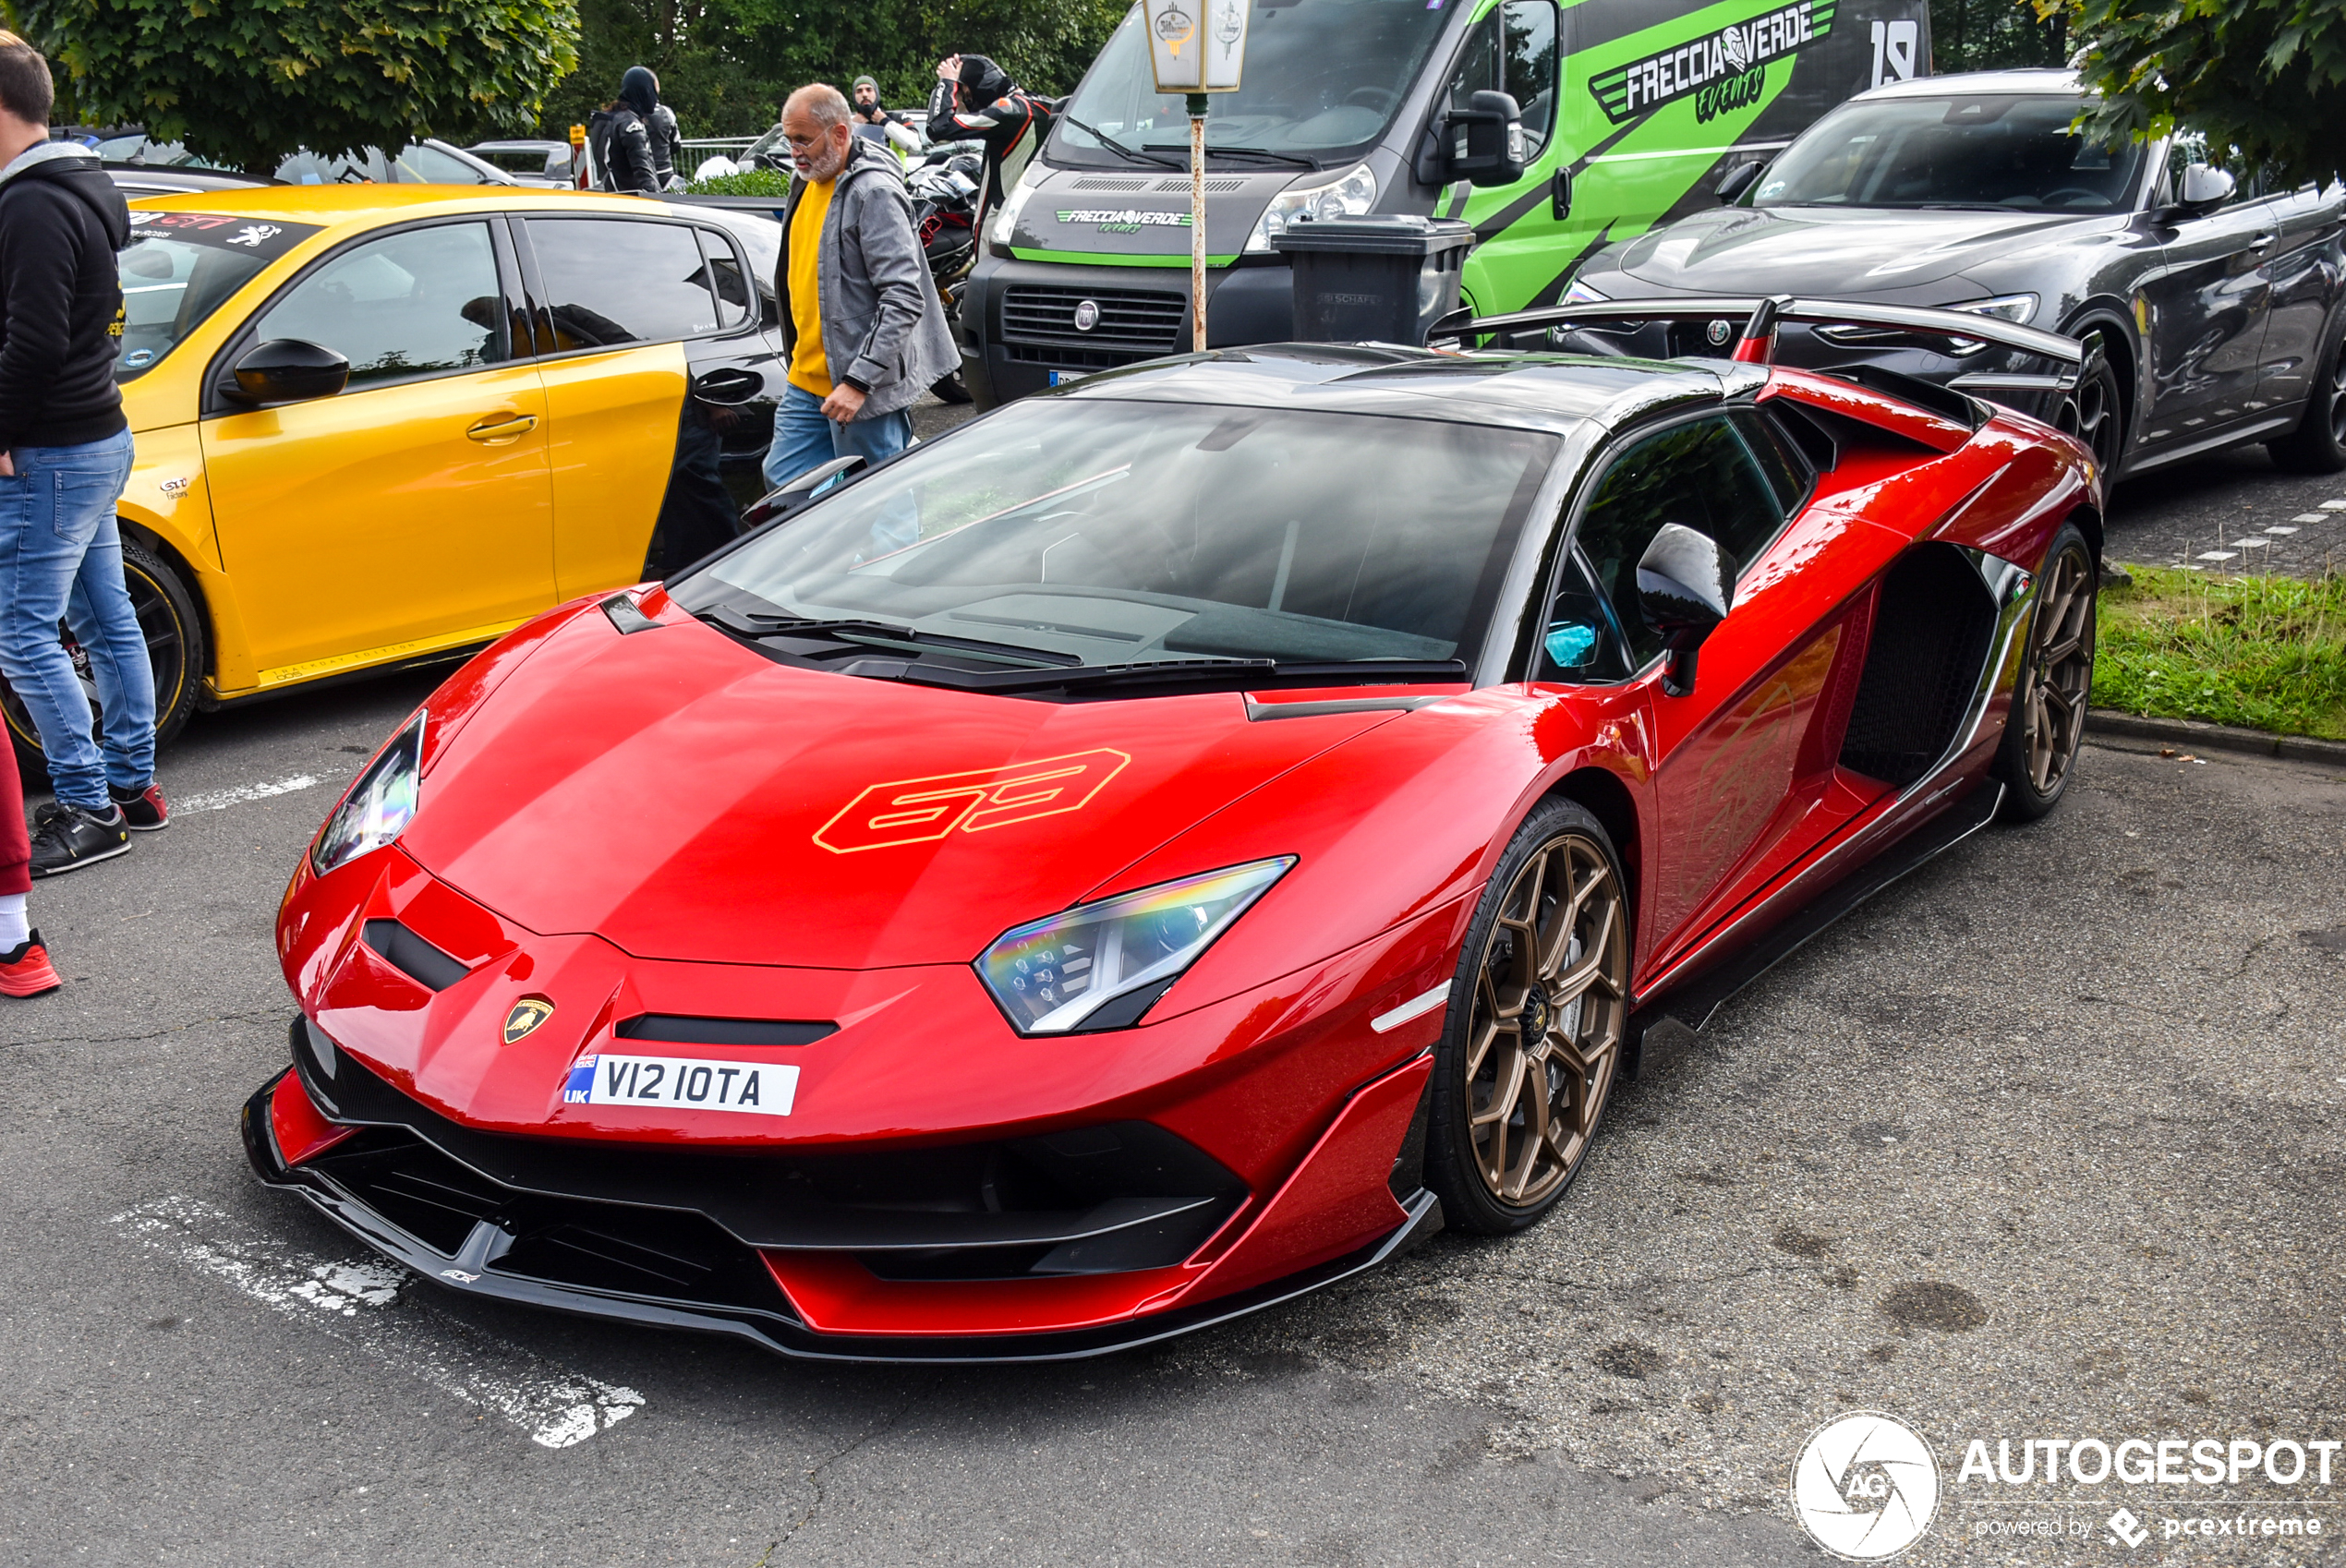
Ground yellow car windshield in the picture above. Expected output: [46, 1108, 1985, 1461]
[116, 213, 320, 381]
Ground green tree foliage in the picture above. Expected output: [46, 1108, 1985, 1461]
[1929, 0, 2065, 73]
[2043, 0, 2346, 187]
[20, 0, 579, 171]
[541, 0, 1127, 141]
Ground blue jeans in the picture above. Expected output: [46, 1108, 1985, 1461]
[761, 384, 915, 491]
[0, 429, 153, 809]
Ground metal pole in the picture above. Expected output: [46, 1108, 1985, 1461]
[1188, 92, 1209, 352]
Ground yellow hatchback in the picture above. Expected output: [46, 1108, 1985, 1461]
[3, 185, 787, 764]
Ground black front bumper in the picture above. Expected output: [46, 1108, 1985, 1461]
[243, 1021, 1439, 1363]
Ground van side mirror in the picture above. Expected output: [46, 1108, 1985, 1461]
[1637, 523, 1734, 696]
[1444, 90, 1526, 187]
[2172, 163, 2235, 214]
[1714, 160, 1765, 205]
[226, 339, 349, 404]
[740, 453, 867, 530]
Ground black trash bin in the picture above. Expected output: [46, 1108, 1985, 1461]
[1271, 215, 1475, 346]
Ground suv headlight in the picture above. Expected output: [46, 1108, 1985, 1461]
[977, 857, 1295, 1033]
[309, 714, 423, 875]
[1563, 276, 1610, 305]
[1246, 163, 1377, 252]
[1945, 293, 2039, 356]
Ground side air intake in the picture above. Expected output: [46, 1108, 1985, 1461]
[360, 920, 470, 991]
[1839, 544, 1999, 787]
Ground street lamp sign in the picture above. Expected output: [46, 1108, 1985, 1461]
[1142, 0, 1251, 350]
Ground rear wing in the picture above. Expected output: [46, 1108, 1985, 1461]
[1426, 295, 2088, 393]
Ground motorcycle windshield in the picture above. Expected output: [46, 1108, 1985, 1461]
[1054, 0, 1450, 168]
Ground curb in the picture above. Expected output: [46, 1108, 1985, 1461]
[2087, 708, 2346, 767]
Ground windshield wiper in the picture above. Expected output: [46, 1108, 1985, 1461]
[1193, 144, 1321, 170]
[876, 656, 1469, 696]
[1058, 116, 1187, 171]
[698, 608, 1079, 669]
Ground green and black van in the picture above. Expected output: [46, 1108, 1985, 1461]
[961, 0, 1930, 404]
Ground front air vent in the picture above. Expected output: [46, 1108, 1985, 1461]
[1070, 175, 1150, 191]
[614, 1015, 837, 1046]
[1154, 175, 1245, 193]
[360, 919, 470, 991]
[1001, 284, 1185, 354]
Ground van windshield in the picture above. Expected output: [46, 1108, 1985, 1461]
[1754, 94, 2149, 212]
[1054, 0, 1453, 167]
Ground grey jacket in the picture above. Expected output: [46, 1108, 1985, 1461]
[779, 138, 958, 418]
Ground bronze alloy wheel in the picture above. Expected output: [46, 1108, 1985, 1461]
[1999, 523, 2096, 820]
[1430, 802, 1633, 1231]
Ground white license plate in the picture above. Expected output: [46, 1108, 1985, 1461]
[562, 1054, 798, 1116]
[1048, 369, 1090, 386]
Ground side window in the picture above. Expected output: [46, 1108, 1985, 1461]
[696, 230, 752, 332]
[392, 142, 493, 186]
[1737, 408, 1813, 514]
[248, 222, 506, 390]
[1571, 416, 1788, 670]
[1535, 548, 1633, 683]
[527, 218, 722, 348]
[1444, 1, 1559, 158]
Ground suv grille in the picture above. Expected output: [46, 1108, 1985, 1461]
[1002, 285, 1185, 355]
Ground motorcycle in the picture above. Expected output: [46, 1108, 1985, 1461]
[909, 141, 985, 404]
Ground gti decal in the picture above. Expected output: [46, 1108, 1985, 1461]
[815, 748, 1133, 853]
[1589, 0, 1837, 125]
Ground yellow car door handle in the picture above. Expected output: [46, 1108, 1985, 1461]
[466, 413, 538, 443]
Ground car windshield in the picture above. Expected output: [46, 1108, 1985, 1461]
[1054, 0, 1452, 166]
[1754, 94, 2149, 212]
[675, 397, 1557, 669]
[115, 213, 319, 381]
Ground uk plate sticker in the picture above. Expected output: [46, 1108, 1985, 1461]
[563, 1054, 799, 1116]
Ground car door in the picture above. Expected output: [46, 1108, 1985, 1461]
[514, 213, 782, 591]
[2250, 173, 2346, 414]
[2139, 134, 2279, 447]
[1443, 0, 1565, 312]
[1551, 409, 1851, 958]
[199, 217, 555, 682]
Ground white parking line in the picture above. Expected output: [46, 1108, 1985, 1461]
[110, 1196, 644, 1448]
[173, 774, 320, 814]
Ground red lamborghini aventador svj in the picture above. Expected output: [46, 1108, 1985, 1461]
[249, 299, 2102, 1360]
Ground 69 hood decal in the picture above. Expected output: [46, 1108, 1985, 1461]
[814, 749, 1132, 853]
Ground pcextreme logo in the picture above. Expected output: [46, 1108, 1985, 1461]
[1589, 0, 1837, 124]
[1793, 1411, 1941, 1560]
[814, 749, 1132, 853]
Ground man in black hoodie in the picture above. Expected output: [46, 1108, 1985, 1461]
[590, 66, 664, 196]
[0, 33, 163, 885]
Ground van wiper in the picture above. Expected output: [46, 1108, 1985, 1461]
[699, 607, 1079, 668]
[1200, 145, 1321, 169]
[1058, 116, 1187, 171]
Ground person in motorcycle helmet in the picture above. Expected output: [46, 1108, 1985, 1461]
[649, 101, 685, 189]
[927, 54, 1049, 227]
[589, 66, 662, 195]
[850, 75, 920, 158]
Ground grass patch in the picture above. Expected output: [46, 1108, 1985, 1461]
[2093, 565, 2346, 739]
[684, 168, 791, 198]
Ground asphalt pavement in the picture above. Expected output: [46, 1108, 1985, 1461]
[4, 424, 2343, 1567]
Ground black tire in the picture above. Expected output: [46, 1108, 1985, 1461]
[1424, 798, 1633, 1236]
[1, 533, 206, 780]
[2267, 316, 2346, 474]
[1996, 521, 2096, 823]
[2073, 330, 2128, 479]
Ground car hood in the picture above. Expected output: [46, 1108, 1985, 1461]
[398, 612, 1410, 970]
[1610, 205, 2117, 293]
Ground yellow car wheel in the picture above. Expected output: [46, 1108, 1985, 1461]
[1, 536, 207, 780]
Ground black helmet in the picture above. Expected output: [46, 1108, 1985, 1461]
[619, 66, 659, 118]
[956, 54, 1014, 105]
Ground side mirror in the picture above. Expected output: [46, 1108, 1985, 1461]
[1714, 160, 1765, 205]
[740, 453, 867, 530]
[2175, 163, 2235, 213]
[1444, 90, 1526, 188]
[227, 339, 349, 404]
[1636, 523, 1734, 697]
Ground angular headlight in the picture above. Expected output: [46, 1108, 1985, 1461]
[977, 857, 1295, 1033]
[1563, 276, 1610, 305]
[989, 164, 1042, 250]
[309, 714, 423, 876]
[1944, 293, 2039, 356]
[1246, 163, 1376, 252]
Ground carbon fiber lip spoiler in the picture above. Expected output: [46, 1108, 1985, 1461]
[1427, 295, 2086, 381]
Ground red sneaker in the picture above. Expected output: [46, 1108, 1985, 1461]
[110, 781, 169, 832]
[0, 931, 60, 997]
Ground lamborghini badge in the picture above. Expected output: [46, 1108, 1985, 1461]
[503, 997, 555, 1044]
